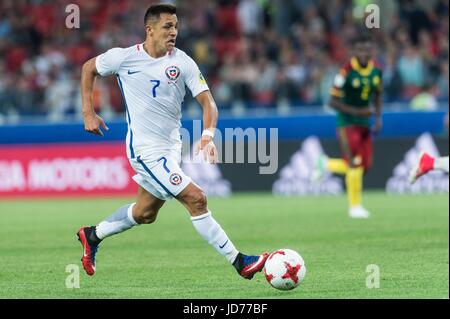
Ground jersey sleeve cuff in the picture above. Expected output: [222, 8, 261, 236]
[330, 88, 344, 98]
[191, 87, 210, 98]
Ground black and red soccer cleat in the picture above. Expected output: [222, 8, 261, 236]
[233, 252, 269, 280]
[409, 151, 435, 184]
[77, 226, 100, 276]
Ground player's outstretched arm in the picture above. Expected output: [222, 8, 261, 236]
[81, 57, 109, 136]
[195, 90, 219, 164]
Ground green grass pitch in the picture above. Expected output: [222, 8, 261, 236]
[0, 192, 448, 299]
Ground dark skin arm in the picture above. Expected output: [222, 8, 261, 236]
[328, 96, 374, 117]
[81, 57, 109, 136]
[372, 89, 383, 133]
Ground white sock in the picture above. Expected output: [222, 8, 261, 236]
[191, 211, 239, 264]
[434, 156, 449, 173]
[96, 203, 139, 240]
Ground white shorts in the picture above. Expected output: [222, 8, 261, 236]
[129, 155, 192, 201]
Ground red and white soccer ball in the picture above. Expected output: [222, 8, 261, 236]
[264, 248, 306, 290]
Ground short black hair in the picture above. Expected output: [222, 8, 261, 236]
[144, 4, 177, 25]
[353, 33, 373, 45]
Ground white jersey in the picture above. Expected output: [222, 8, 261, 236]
[95, 43, 209, 162]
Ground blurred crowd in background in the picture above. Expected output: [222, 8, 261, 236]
[0, 0, 448, 120]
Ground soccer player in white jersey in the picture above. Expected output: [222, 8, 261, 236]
[77, 4, 268, 279]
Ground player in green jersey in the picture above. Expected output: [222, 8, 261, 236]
[314, 34, 383, 218]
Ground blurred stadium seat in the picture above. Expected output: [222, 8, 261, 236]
[0, 0, 448, 121]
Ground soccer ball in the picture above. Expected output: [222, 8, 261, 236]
[264, 248, 306, 290]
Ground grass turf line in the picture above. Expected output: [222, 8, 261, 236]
[0, 192, 448, 298]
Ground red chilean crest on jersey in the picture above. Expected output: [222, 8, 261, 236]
[169, 173, 182, 186]
[165, 65, 180, 81]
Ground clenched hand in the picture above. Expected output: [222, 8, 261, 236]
[195, 137, 219, 164]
